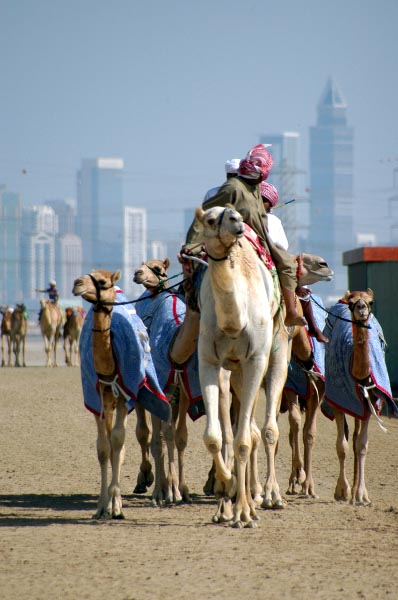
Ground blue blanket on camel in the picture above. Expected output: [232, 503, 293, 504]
[284, 294, 326, 400]
[135, 289, 204, 421]
[79, 292, 171, 422]
[321, 301, 398, 421]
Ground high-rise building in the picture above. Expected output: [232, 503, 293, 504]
[123, 207, 147, 299]
[259, 132, 306, 253]
[308, 78, 354, 304]
[77, 158, 124, 273]
[0, 187, 23, 305]
[20, 205, 58, 305]
[56, 234, 83, 300]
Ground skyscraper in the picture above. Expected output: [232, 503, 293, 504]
[308, 78, 354, 304]
[123, 207, 147, 299]
[20, 205, 58, 305]
[0, 187, 23, 305]
[259, 132, 305, 253]
[77, 158, 124, 273]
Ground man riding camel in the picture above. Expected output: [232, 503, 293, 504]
[185, 143, 306, 328]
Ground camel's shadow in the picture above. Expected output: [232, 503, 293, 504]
[0, 492, 216, 527]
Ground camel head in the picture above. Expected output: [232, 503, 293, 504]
[195, 205, 245, 253]
[72, 269, 122, 308]
[133, 258, 170, 291]
[298, 253, 334, 286]
[342, 288, 374, 322]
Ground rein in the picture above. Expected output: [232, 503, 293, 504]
[83, 272, 186, 308]
[310, 295, 371, 329]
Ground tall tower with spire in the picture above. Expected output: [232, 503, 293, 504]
[308, 78, 354, 304]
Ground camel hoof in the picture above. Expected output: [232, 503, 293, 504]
[133, 483, 148, 494]
[230, 520, 244, 529]
[113, 512, 125, 520]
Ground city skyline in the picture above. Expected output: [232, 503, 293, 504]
[1, 1, 397, 245]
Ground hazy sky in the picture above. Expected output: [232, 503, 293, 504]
[1, 0, 398, 241]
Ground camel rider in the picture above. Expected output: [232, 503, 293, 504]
[203, 158, 241, 201]
[185, 143, 306, 328]
[35, 280, 59, 321]
[260, 182, 328, 343]
[35, 280, 59, 303]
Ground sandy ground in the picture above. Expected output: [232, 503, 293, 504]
[1, 333, 398, 600]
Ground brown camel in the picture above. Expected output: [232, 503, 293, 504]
[72, 268, 170, 519]
[1, 306, 13, 367]
[63, 307, 85, 366]
[39, 299, 63, 367]
[11, 304, 28, 367]
[323, 289, 398, 505]
[281, 292, 330, 499]
[133, 257, 200, 505]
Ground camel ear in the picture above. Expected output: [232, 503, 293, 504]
[366, 288, 374, 300]
[195, 206, 205, 222]
[163, 257, 171, 270]
[342, 290, 351, 302]
[112, 270, 122, 284]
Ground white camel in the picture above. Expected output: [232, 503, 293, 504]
[39, 299, 63, 367]
[195, 205, 284, 527]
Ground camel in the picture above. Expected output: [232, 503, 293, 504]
[322, 289, 398, 505]
[133, 257, 201, 505]
[63, 306, 85, 366]
[282, 294, 328, 498]
[194, 204, 285, 528]
[11, 303, 28, 367]
[39, 299, 63, 367]
[185, 249, 333, 503]
[72, 268, 170, 519]
[1, 306, 13, 367]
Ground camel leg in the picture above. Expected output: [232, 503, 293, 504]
[301, 390, 319, 498]
[63, 338, 70, 366]
[5, 337, 12, 367]
[352, 416, 371, 506]
[53, 337, 59, 367]
[285, 391, 305, 495]
[230, 359, 266, 528]
[133, 403, 154, 494]
[150, 415, 168, 506]
[174, 385, 191, 503]
[162, 402, 182, 504]
[22, 337, 26, 367]
[94, 396, 114, 519]
[211, 370, 234, 522]
[250, 415, 264, 505]
[107, 398, 128, 518]
[334, 409, 351, 501]
[261, 326, 289, 510]
[44, 337, 52, 367]
[200, 363, 236, 523]
[203, 368, 233, 499]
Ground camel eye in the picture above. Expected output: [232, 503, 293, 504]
[207, 218, 216, 226]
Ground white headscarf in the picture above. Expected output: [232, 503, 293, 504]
[224, 158, 241, 174]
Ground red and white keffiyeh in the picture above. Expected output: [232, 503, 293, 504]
[239, 144, 273, 181]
